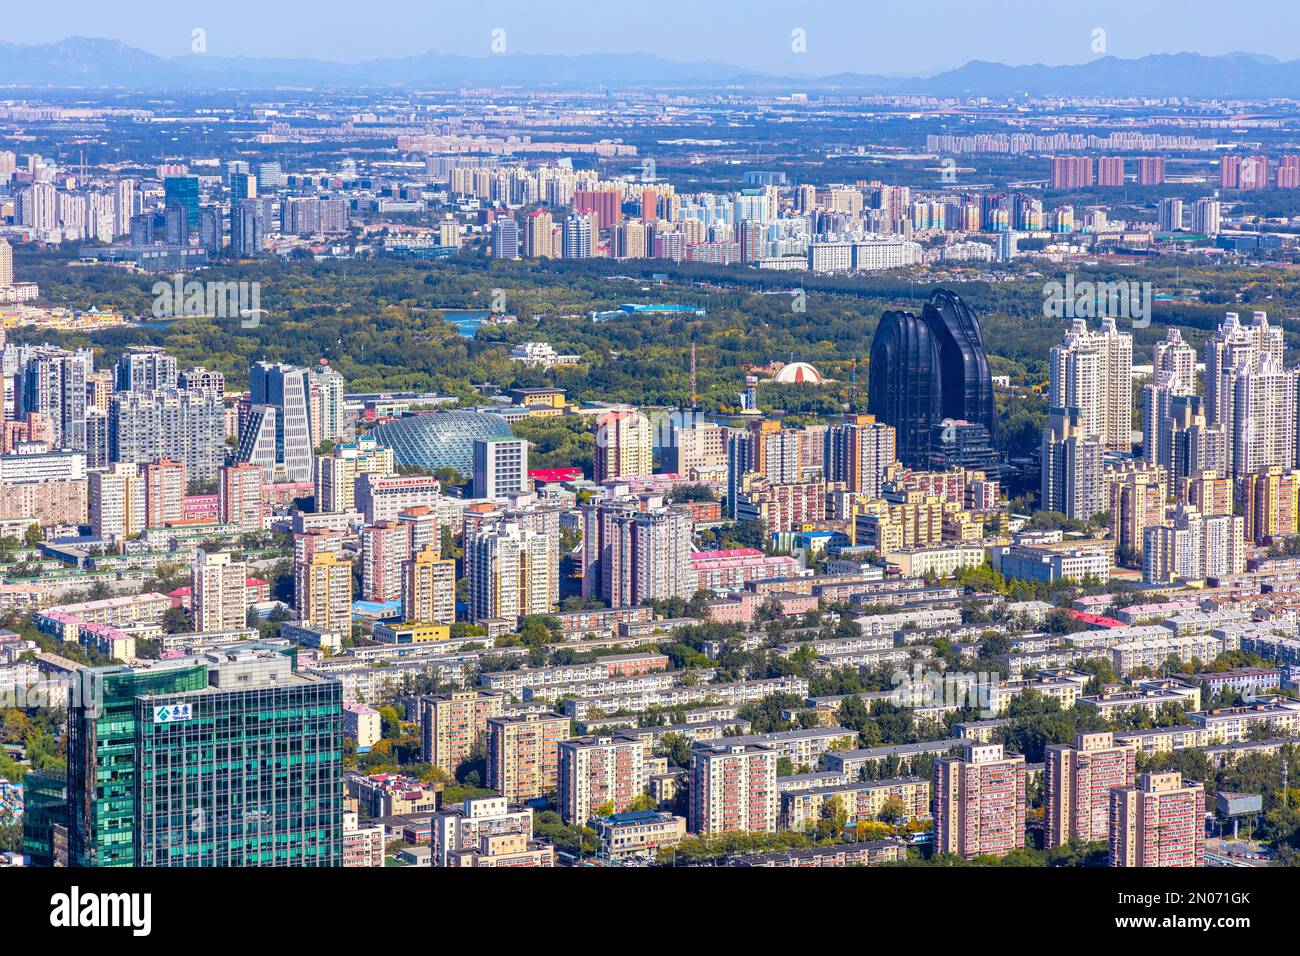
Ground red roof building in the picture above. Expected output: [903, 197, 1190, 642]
[528, 467, 584, 484]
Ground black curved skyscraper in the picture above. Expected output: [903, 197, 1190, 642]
[867, 289, 998, 468]
[868, 307, 942, 468]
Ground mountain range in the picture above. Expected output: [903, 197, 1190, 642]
[3, 38, 1300, 97]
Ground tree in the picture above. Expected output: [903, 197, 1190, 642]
[532, 810, 599, 855]
[162, 606, 191, 634]
[666, 484, 716, 503]
[656, 732, 692, 768]
[878, 795, 910, 825]
[755, 595, 784, 623]
[816, 795, 850, 841]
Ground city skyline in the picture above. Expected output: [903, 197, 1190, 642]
[1, 1, 1296, 912]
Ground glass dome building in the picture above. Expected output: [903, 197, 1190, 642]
[368, 410, 514, 477]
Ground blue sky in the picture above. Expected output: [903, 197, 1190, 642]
[7, 0, 1300, 76]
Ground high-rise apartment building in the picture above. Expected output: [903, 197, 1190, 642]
[1152, 328, 1196, 396]
[109, 388, 225, 484]
[1041, 406, 1105, 520]
[419, 690, 507, 775]
[1157, 197, 1183, 231]
[1108, 462, 1168, 563]
[90, 462, 147, 539]
[360, 520, 411, 604]
[1219, 155, 1241, 188]
[689, 741, 779, 835]
[1202, 311, 1292, 476]
[307, 359, 347, 445]
[191, 549, 250, 632]
[403, 544, 456, 626]
[557, 733, 649, 825]
[465, 520, 557, 622]
[593, 409, 653, 481]
[1205, 311, 1283, 433]
[1137, 156, 1166, 186]
[1146, 392, 1227, 482]
[116, 347, 178, 393]
[561, 212, 595, 257]
[523, 209, 555, 258]
[1236, 466, 1300, 544]
[1096, 156, 1125, 186]
[1050, 155, 1094, 189]
[113, 179, 137, 237]
[726, 421, 802, 510]
[572, 188, 621, 231]
[1191, 198, 1221, 236]
[935, 742, 1027, 860]
[1143, 504, 1246, 583]
[1279, 155, 1300, 189]
[1050, 317, 1133, 452]
[141, 458, 186, 528]
[1110, 771, 1205, 867]
[490, 216, 520, 259]
[219, 462, 265, 531]
[316, 437, 396, 514]
[397, 505, 440, 554]
[1221, 154, 1268, 190]
[1044, 732, 1137, 847]
[580, 496, 693, 608]
[661, 420, 728, 475]
[299, 548, 353, 630]
[1181, 471, 1234, 517]
[293, 528, 342, 607]
[823, 414, 896, 497]
[17, 346, 93, 451]
[1229, 357, 1297, 478]
[612, 218, 648, 259]
[178, 366, 226, 396]
[486, 712, 569, 803]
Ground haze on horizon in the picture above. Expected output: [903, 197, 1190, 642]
[6, 0, 1300, 78]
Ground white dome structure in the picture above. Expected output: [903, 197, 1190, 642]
[772, 361, 825, 385]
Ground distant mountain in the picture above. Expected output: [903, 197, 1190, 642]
[0, 37, 192, 87]
[0, 38, 769, 90]
[2, 39, 1300, 97]
[916, 53, 1300, 98]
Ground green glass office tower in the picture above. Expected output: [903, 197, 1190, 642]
[68, 646, 343, 867]
[20, 768, 68, 866]
[69, 661, 209, 867]
[135, 648, 343, 866]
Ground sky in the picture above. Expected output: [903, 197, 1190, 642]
[7, 0, 1300, 76]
